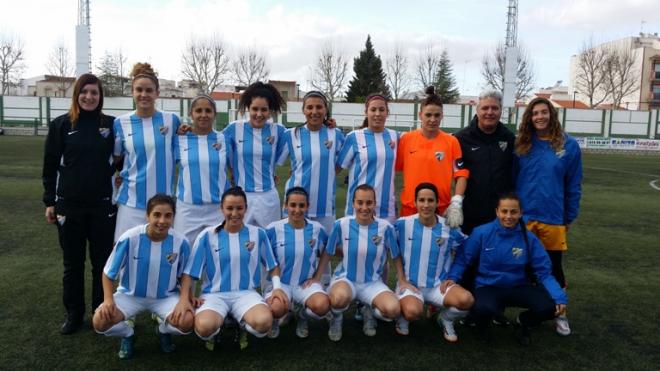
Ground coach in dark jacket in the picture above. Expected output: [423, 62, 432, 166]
[455, 90, 515, 236]
[42, 74, 116, 334]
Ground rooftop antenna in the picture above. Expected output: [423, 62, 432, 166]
[75, 0, 91, 76]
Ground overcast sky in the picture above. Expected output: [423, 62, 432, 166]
[1, 0, 659, 95]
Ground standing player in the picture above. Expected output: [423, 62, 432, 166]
[92, 195, 193, 359]
[514, 97, 582, 336]
[223, 82, 286, 228]
[173, 95, 232, 245]
[179, 187, 289, 342]
[396, 86, 468, 227]
[277, 91, 344, 233]
[317, 184, 401, 341]
[42, 73, 116, 334]
[265, 187, 330, 338]
[338, 93, 398, 223]
[113, 63, 180, 240]
[393, 183, 474, 342]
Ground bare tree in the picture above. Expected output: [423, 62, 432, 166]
[386, 43, 409, 100]
[574, 39, 610, 108]
[181, 35, 231, 94]
[482, 42, 535, 100]
[233, 47, 269, 86]
[603, 43, 639, 109]
[115, 48, 128, 95]
[415, 42, 440, 90]
[0, 34, 26, 95]
[46, 43, 74, 97]
[308, 42, 348, 100]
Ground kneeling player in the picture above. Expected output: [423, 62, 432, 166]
[264, 187, 330, 338]
[179, 187, 289, 345]
[318, 184, 401, 341]
[93, 194, 193, 359]
[394, 183, 474, 342]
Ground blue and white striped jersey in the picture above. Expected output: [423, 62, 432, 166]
[277, 125, 344, 218]
[326, 216, 398, 284]
[265, 218, 328, 286]
[104, 224, 190, 299]
[223, 120, 286, 193]
[174, 131, 232, 205]
[114, 111, 180, 209]
[394, 214, 467, 288]
[338, 128, 399, 219]
[184, 224, 278, 293]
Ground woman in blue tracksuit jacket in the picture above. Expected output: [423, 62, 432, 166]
[443, 192, 567, 345]
[513, 96, 582, 336]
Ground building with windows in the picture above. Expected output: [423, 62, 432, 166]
[570, 33, 660, 111]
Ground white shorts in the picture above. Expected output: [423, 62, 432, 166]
[196, 290, 267, 322]
[103, 291, 179, 321]
[174, 200, 223, 245]
[396, 284, 455, 307]
[114, 204, 147, 241]
[328, 277, 392, 306]
[244, 188, 281, 228]
[264, 282, 327, 308]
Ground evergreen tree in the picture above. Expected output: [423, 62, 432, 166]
[96, 52, 124, 96]
[345, 35, 391, 102]
[433, 49, 460, 103]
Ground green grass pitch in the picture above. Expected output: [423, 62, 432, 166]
[0, 135, 659, 370]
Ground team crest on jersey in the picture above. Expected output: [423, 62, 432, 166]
[499, 141, 508, 152]
[166, 253, 178, 264]
[389, 140, 396, 149]
[324, 140, 333, 149]
[99, 128, 110, 138]
[371, 235, 382, 245]
[436, 237, 445, 246]
[159, 126, 169, 135]
[266, 136, 275, 145]
[213, 142, 222, 150]
[434, 151, 445, 161]
[245, 241, 256, 251]
[556, 149, 566, 158]
[512, 247, 523, 259]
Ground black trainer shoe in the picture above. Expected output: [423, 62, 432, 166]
[61, 317, 83, 335]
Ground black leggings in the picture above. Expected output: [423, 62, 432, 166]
[546, 251, 566, 288]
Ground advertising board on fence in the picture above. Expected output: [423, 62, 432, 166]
[577, 137, 660, 151]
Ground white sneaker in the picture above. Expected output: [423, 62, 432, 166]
[328, 313, 343, 342]
[295, 308, 309, 338]
[437, 315, 458, 342]
[267, 318, 280, 339]
[555, 315, 571, 336]
[362, 306, 377, 337]
[395, 316, 409, 336]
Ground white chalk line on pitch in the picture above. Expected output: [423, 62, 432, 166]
[584, 166, 660, 192]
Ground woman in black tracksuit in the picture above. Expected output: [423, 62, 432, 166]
[42, 73, 117, 334]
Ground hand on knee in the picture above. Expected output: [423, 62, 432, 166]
[177, 311, 195, 333]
